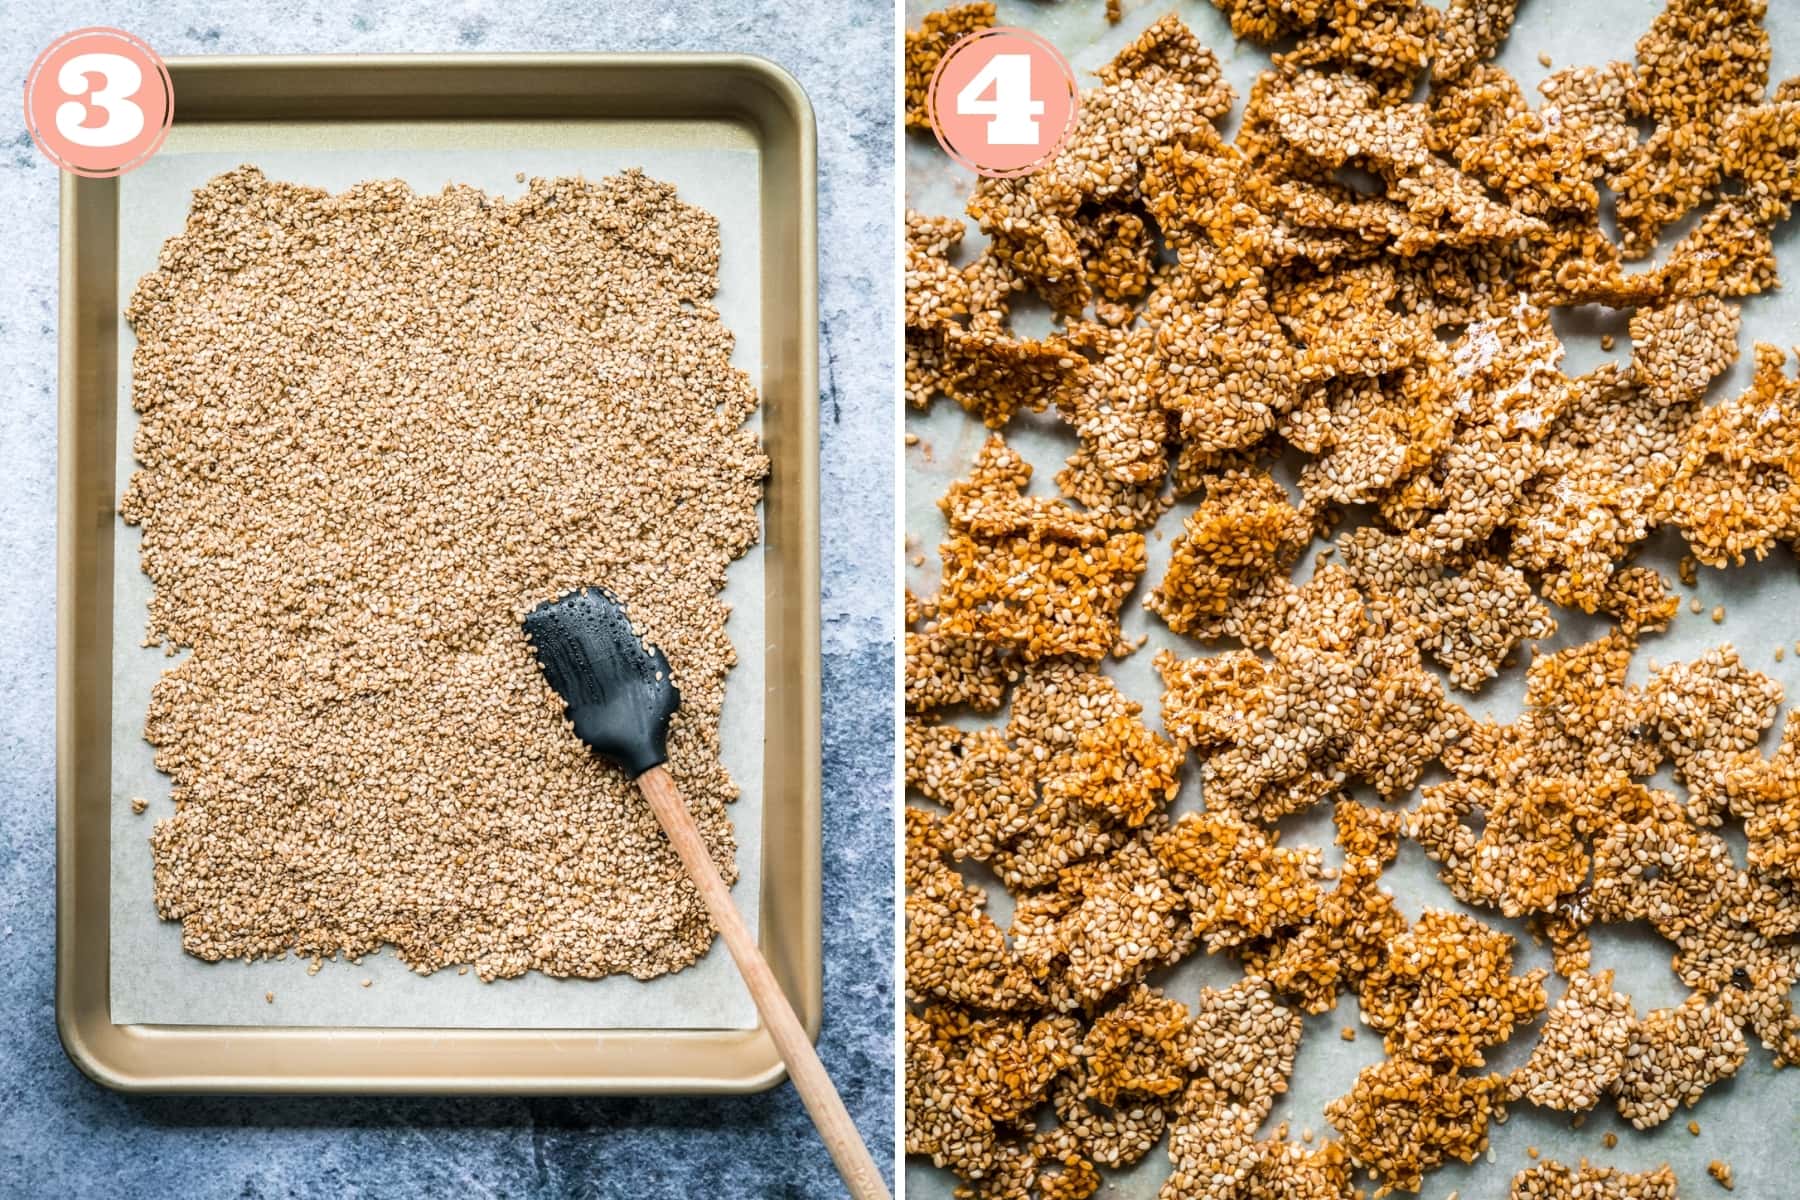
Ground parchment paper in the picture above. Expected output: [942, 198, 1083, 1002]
[111, 120, 765, 1030]
[905, 0, 1800, 1191]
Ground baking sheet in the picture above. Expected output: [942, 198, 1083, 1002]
[905, 0, 1800, 1192]
[110, 124, 765, 1030]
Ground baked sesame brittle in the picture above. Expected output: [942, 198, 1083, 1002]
[906, 1, 1800, 1194]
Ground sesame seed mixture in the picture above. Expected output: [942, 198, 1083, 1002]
[905, 3, 997, 132]
[905, 1, 1799, 1196]
[124, 166, 766, 982]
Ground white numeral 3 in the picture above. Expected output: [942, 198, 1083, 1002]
[55, 52, 145, 149]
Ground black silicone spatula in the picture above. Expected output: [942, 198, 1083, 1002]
[523, 587, 888, 1200]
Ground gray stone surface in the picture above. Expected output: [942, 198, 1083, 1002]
[0, 3, 893, 1196]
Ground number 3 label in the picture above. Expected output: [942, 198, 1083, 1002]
[928, 28, 1079, 179]
[25, 28, 173, 178]
[55, 53, 147, 149]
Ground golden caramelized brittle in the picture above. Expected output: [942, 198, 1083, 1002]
[1279, 0, 1440, 99]
[1729, 712, 1800, 884]
[1054, 322, 1173, 532]
[1508, 365, 1690, 614]
[1324, 1056, 1501, 1195]
[1509, 1161, 1681, 1200]
[1291, 370, 1457, 509]
[1609, 0, 1772, 256]
[1156, 809, 1324, 950]
[906, 210, 973, 329]
[906, 806, 1046, 1011]
[1361, 909, 1548, 1068]
[1431, 0, 1519, 84]
[1628, 294, 1742, 407]
[1382, 298, 1569, 559]
[1614, 993, 1748, 1129]
[1720, 91, 1800, 208]
[1161, 1078, 1271, 1200]
[1409, 772, 1599, 918]
[1148, 469, 1311, 638]
[904, 4, 995, 131]
[1644, 647, 1784, 822]
[933, 437, 1147, 664]
[1044, 713, 1183, 829]
[904, 211, 1084, 428]
[1340, 527, 1554, 691]
[1588, 781, 1738, 937]
[1149, 271, 1303, 460]
[906, 625, 1012, 716]
[1507, 969, 1636, 1111]
[906, 1005, 1081, 1178]
[967, 15, 1233, 318]
[1211, 0, 1329, 45]
[1659, 344, 1800, 567]
[907, 721, 1038, 861]
[1182, 978, 1304, 1106]
[1245, 856, 1408, 1013]
[905, 4, 1800, 1195]
[1080, 985, 1191, 1107]
[1159, 564, 1459, 813]
[1009, 837, 1188, 1007]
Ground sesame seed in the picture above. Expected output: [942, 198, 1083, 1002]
[125, 166, 762, 983]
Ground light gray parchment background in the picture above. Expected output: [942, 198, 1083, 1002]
[111, 130, 765, 1029]
[906, 0, 1800, 1195]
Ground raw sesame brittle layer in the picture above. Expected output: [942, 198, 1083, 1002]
[125, 167, 767, 982]
[905, 2, 1799, 1197]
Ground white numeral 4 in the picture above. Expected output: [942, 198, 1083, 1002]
[955, 54, 1044, 146]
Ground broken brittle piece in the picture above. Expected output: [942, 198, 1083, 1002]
[1644, 647, 1784, 823]
[1325, 1057, 1501, 1195]
[1506, 969, 1635, 1110]
[1079, 985, 1191, 1108]
[1147, 469, 1310, 639]
[1156, 809, 1323, 951]
[1340, 527, 1553, 691]
[1608, 0, 1772, 256]
[905, 807, 1045, 1011]
[1181, 978, 1304, 1107]
[905, 1005, 1081, 1180]
[1729, 712, 1800, 884]
[1659, 344, 1800, 568]
[1361, 909, 1548, 1069]
[903, 4, 994, 131]
[1509, 1161, 1681, 1200]
[933, 437, 1147, 665]
[1614, 993, 1748, 1129]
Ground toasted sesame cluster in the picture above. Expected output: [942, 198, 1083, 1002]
[1509, 1160, 1681, 1200]
[904, 2, 996, 131]
[907, 0, 1799, 1195]
[126, 168, 766, 981]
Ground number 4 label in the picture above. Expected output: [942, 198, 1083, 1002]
[954, 53, 1044, 146]
[928, 29, 1077, 177]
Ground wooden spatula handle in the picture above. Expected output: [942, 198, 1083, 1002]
[636, 766, 890, 1200]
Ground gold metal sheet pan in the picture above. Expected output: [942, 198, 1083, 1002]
[58, 53, 819, 1093]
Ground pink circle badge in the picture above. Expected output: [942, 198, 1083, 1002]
[927, 27, 1080, 179]
[24, 27, 174, 179]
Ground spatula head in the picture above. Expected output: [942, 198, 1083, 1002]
[523, 586, 681, 778]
